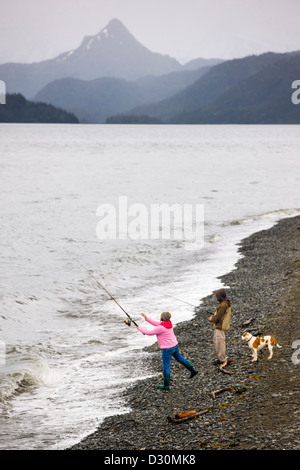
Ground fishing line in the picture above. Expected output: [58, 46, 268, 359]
[147, 288, 197, 308]
[109, 282, 197, 308]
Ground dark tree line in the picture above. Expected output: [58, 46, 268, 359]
[0, 93, 79, 123]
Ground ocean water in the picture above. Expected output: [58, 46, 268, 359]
[0, 124, 299, 449]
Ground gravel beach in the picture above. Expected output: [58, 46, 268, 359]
[69, 215, 300, 451]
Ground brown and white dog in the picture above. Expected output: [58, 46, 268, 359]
[241, 332, 282, 362]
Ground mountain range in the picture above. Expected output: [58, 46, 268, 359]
[0, 18, 299, 124]
[34, 67, 211, 123]
[0, 19, 221, 99]
[120, 51, 300, 124]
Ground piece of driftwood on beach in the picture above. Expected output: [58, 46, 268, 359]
[219, 358, 235, 374]
[211, 386, 247, 400]
[167, 409, 209, 424]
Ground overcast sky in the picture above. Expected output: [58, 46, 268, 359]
[1, 0, 299, 65]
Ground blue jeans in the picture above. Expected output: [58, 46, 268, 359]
[161, 344, 188, 375]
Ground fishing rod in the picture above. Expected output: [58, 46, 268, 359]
[78, 264, 138, 327]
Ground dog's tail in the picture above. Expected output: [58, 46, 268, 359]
[271, 336, 282, 348]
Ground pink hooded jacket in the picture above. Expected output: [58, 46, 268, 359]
[137, 316, 178, 349]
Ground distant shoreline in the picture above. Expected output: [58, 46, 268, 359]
[69, 214, 300, 451]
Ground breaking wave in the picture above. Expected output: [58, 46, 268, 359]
[0, 358, 62, 403]
[223, 208, 300, 228]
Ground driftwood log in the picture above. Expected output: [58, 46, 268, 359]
[175, 410, 197, 419]
[219, 358, 235, 375]
[211, 386, 247, 400]
[219, 365, 235, 375]
[167, 409, 209, 424]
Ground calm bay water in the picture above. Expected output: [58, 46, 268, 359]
[0, 124, 299, 449]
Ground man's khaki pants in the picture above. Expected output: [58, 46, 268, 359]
[213, 329, 226, 363]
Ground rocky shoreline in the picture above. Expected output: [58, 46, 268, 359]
[69, 215, 300, 451]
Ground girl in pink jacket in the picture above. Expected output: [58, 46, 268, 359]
[137, 312, 198, 390]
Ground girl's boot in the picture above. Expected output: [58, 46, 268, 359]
[157, 373, 170, 390]
[184, 360, 198, 379]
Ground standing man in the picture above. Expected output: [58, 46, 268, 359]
[209, 288, 232, 368]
